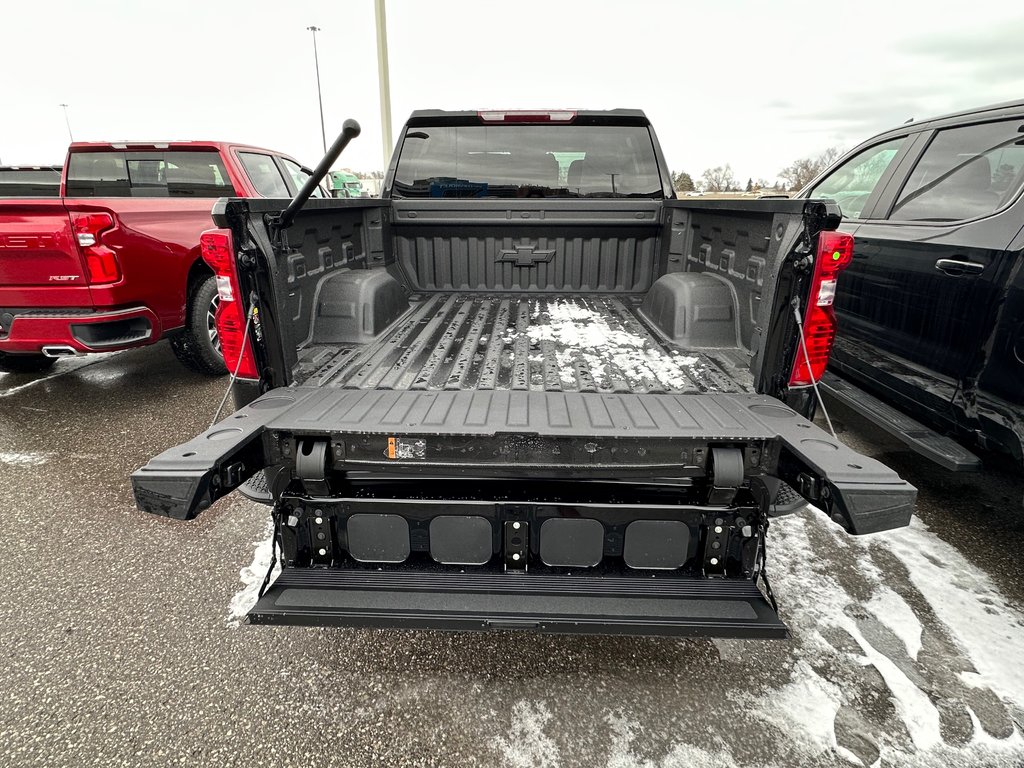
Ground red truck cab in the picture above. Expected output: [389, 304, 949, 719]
[0, 141, 323, 373]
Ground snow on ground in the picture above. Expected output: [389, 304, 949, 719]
[0, 451, 50, 466]
[488, 509, 1024, 767]
[226, 521, 278, 628]
[503, 299, 707, 391]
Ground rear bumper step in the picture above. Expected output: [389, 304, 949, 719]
[820, 371, 981, 472]
[249, 568, 788, 638]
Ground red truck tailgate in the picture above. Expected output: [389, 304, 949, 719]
[0, 200, 92, 290]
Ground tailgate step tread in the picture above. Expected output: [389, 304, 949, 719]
[249, 568, 788, 638]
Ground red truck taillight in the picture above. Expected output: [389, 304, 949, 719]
[789, 230, 854, 387]
[71, 212, 119, 284]
[200, 228, 258, 378]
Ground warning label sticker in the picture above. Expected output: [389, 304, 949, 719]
[386, 437, 427, 460]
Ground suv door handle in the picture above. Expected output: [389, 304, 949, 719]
[935, 258, 985, 276]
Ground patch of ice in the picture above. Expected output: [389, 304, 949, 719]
[866, 586, 923, 661]
[0, 451, 49, 467]
[226, 521, 278, 628]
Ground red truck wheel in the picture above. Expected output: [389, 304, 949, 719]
[0, 353, 57, 374]
[169, 275, 228, 376]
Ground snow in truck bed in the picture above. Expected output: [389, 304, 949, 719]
[303, 294, 754, 394]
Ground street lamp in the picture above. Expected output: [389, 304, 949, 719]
[374, 0, 393, 170]
[306, 25, 326, 154]
[59, 103, 74, 141]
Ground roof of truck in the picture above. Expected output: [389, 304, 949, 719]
[406, 109, 651, 125]
[66, 141, 287, 154]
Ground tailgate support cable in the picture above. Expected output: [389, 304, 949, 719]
[210, 302, 257, 428]
[791, 300, 837, 438]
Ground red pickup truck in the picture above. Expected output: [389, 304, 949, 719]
[0, 141, 324, 373]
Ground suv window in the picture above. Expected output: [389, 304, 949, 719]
[890, 119, 1024, 222]
[280, 158, 327, 198]
[66, 151, 235, 197]
[807, 138, 905, 220]
[239, 152, 290, 197]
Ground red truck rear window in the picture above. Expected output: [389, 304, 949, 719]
[66, 151, 237, 198]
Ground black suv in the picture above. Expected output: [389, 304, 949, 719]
[800, 100, 1024, 470]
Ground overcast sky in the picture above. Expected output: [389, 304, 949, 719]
[4, 0, 1024, 183]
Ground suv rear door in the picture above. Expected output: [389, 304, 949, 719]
[827, 118, 1024, 393]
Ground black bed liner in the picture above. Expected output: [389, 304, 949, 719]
[299, 294, 752, 394]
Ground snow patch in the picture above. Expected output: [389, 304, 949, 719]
[866, 586, 923, 661]
[504, 299, 709, 391]
[226, 522, 278, 628]
[0, 451, 50, 467]
[492, 701, 560, 768]
[750, 659, 844, 755]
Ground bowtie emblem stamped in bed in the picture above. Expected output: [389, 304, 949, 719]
[496, 241, 556, 267]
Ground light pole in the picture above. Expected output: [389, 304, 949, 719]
[306, 25, 326, 154]
[374, 0, 393, 170]
[59, 103, 74, 141]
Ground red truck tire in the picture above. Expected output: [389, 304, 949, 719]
[169, 275, 228, 376]
[0, 353, 57, 374]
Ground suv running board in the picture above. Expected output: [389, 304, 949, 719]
[819, 372, 982, 472]
[249, 569, 789, 639]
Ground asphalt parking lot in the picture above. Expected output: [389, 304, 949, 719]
[1, 342, 1022, 767]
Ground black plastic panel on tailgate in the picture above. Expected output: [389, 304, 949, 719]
[133, 387, 916, 533]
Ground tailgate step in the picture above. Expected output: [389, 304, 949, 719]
[820, 372, 982, 472]
[248, 568, 789, 639]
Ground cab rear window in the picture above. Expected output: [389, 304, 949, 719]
[392, 124, 665, 199]
[66, 151, 236, 197]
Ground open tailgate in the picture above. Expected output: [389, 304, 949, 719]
[133, 387, 915, 535]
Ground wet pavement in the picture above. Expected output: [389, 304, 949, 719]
[1, 342, 1022, 767]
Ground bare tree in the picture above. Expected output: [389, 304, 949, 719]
[778, 147, 840, 192]
[701, 164, 736, 193]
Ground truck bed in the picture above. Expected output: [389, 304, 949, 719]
[299, 294, 753, 394]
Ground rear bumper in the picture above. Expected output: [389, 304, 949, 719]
[0, 306, 160, 354]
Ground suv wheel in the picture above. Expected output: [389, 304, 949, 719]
[0, 352, 58, 374]
[169, 274, 228, 376]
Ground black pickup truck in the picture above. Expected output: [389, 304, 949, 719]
[133, 110, 915, 638]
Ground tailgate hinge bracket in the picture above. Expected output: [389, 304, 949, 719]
[295, 439, 330, 496]
[707, 447, 744, 506]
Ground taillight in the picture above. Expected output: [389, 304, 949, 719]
[71, 212, 119, 284]
[789, 230, 854, 387]
[200, 228, 258, 378]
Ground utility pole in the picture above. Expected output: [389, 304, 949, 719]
[374, 0, 393, 170]
[60, 103, 74, 141]
[307, 26, 327, 154]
